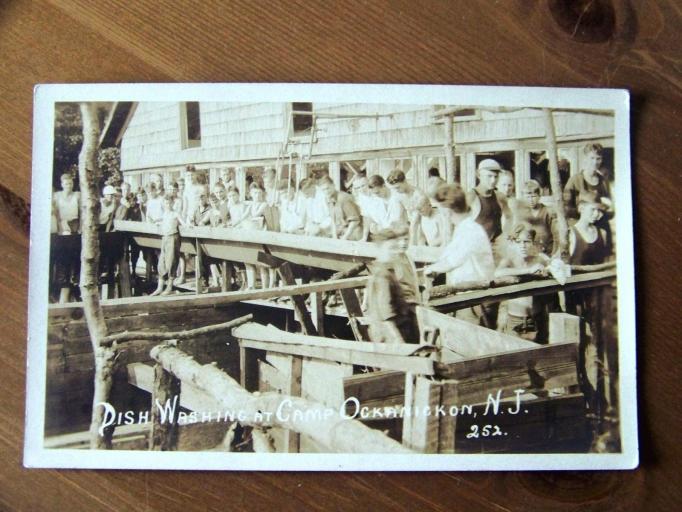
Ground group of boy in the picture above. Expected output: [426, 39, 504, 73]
[369, 143, 614, 346]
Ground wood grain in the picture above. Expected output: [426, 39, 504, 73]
[1, 0, 681, 510]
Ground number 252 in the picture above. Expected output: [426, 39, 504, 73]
[466, 424, 503, 438]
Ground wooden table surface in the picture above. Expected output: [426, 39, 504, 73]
[1, 1, 680, 510]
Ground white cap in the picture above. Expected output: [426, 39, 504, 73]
[102, 185, 116, 195]
[477, 159, 502, 172]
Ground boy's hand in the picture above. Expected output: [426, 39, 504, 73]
[528, 263, 545, 275]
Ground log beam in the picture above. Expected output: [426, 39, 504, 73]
[150, 345, 410, 453]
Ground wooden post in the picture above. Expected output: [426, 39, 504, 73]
[220, 261, 230, 292]
[195, 238, 202, 294]
[549, 312, 581, 344]
[118, 239, 132, 298]
[542, 108, 569, 259]
[401, 372, 414, 444]
[402, 375, 441, 453]
[310, 292, 325, 337]
[149, 363, 181, 450]
[438, 382, 458, 454]
[144, 250, 153, 283]
[444, 115, 456, 183]
[239, 345, 262, 392]
[282, 355, 303, 453]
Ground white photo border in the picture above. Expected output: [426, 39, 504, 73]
[24, 83, 637, 471]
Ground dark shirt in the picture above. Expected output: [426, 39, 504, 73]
[332, 191, 362, 240]
[563, 173, 611, 220]
[570, 226, 609, 265]
[473, 189, 503, 242]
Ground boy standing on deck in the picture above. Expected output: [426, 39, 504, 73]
[151, 195, 186, 296]
[366, 230, 421, 344]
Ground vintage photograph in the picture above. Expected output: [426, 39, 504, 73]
[26, 84, 637, 470]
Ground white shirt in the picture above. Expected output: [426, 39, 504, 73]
[429, 217, 494, 286]
[145, 196, 164, 224]
[364, 194, 406, 231]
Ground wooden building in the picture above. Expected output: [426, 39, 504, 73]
[105, 102, 615, 199]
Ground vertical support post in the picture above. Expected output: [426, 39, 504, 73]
[438, 381, 458, 454]
[593, 286, 606, 423]
[514, 149, 524, 199]
[401, 372, 414, 446]
[282, 355, 303, 453]
[144, 250, 153, 283]
[549, 312, 581, 344]
[220, 261, 230, 292]
[310, 292, 325, 337]
[118, 237, 132, 298]
[150, 363, 180, 451]
[239, 345, 262, 392]
[402, 375, 441, 453]
[542, 108, 569, 259]
[444, 114, 456, 183]
[194, 238, 203, 294]
[329, 161, 341, 191]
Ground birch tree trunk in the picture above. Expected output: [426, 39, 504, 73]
[542, 108, 570, 260]
[77, 102, 116, 449]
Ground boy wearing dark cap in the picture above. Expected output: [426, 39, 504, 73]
[366, 230, 421, 344]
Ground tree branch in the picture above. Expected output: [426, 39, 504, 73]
[100, 314, 254, 346]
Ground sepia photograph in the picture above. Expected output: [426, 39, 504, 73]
[25, 83, 636, 470]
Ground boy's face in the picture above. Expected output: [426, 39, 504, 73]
[418, 200, 432, 217]
[514, 232, 535, 259]
[585, 151, 603, 172]
[497, 176, 513, 197]
[102, 194, 113, 205]
[149, 188, 158, 198]
[478, 169, 499, 192]
[60, 177, 73, 193]
[163, 198, 173, 211]
[370, 185, 388, 199]
[210, 197, 218, 208]
[215, 186, 226, 201]
[228, 191, 239, 204]
[524, 190, 540, 208]
[579, 203, 601, 223]
[321, 182, 336, 201]
[137, 193, 146, 204]
[251, 188, 264, 202]
[388, 181, 409, 195]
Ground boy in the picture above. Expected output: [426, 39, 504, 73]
[495, 223, 553, 343]
[386, 169, 429, 246]
[366, 230, 421, 344]
[514, 179, 557, 256]
[365, 174, 408, 240]
[52, 173, 80, 234]
[319, 177, 363, 240]
[151, 195, 186, 296]
[424, 184, 496, 327]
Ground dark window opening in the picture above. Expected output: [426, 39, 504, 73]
[529, 151, 571, 196]
[185, 102, 201, 147]
[292, 102, 313, 134]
